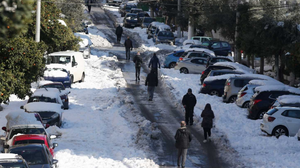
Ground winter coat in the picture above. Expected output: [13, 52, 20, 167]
[116, 26, 123, 36]
[133, 55, 143, 68]
[175, 127, 192, 149]
[201, 108, 215, 128]
[145, 72, 158, 87]
[182, 93, 197, 110]
[148, 55, 160, 69]
[124, 39, 133, 49]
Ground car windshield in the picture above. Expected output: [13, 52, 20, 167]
[14, 140, 45, 145]
[126, 5, 136, 9]
[47, 56, 70, 64]
[158, 31, 174, 37]
[10, 148, 47, 165]
[40, 84, 65, 90]
[126, 15, 137, 20]
[10, 128, 46, 139]
[144, 18, 153, 23]
[38, 112, 57, 119]
[0, 162, 27, 168]
[272, 100, 280, 107]
[28, 96, 57, 103]
[267, 108, 278, 115]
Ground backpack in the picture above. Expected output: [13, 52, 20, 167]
[135, 56, 142, 67]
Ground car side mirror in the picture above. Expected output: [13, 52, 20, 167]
[2, 127, 6, 131]
[20, 106, 24, 109]
[50, 135, 57, 139]
[72, 62, 78, 67]
[52, 143, 58, 149]
[52, 159, 58, 164]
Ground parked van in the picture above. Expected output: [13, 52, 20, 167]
[46, 51, 85, 83]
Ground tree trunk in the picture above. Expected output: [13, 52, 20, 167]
[150, 6, 154, 17]
[251, 55, 255, 69]
[289, 72, 296, 86]
[246, 53, 250, 67]
[275, 54, 279, 80]
[260, 56, 264, 74]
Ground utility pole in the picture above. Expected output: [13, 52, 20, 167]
[177, 0, 181, 38]
[234, 0, 241, 62]
[35, 0, 41, 42]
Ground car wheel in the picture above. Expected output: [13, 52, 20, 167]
[209, 90, 219, 96]
[272, 126, 288, 138]
[228, 96, 237, 103]
[80, 73, 85, 83]
[169, 62, 176, 68]
[242, 101, 250, 108]
[180, 68, 189, 74]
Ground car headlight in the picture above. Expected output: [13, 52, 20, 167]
[51, 113, 59, 119]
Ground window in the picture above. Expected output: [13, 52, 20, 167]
[193, 37, 200, 40]
[267, 108, 278, 115]
[191, 59, 206, 65]
[285, 110, 300, 119]
[202, 38, 210, 43]
[221, 42, 229, 47]
[234, 79, 244, 87]
[188, 53, 198, 58]
[211, 42, 221, 49]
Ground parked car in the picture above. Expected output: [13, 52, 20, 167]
[9, 144, 58, 168]
[271, 95, 300, 108]
[207, 70, 244, 78]
[153, 31, 175, 45]
[191, 36, 212, 44]
[107, 0, 122, 6]
[147, 22, 165, 39]
[223, 74, 276, 103]
[38, 82, 70, 109]
[43, 67, 71, 88]
[24, 102, 64, 127]
[153, 24, 171, 37]
[261, 107, 300, 138]
[130, 8, 143, 13]
[202, 40, 232, 56]
[74, 33, 92, 59]
[248, 85, 300, 119]
[12, 134, 58, 157]
[179, 48, 215, 62]
[206, 56, 233, 67]
[140, 17, 156, 29]
[119, 3, 137, 17]
[200, 74, 238, 96]
[137, 13, 150, 25]
[182, 39, 202, 46]
[200, 65, 235, 84]
[0, 153, 29, 168]
[163, 50, 185, 68]
[174, 57, 208, 74]
[123, 13, 138, 28]
[46, 51, 85, 83]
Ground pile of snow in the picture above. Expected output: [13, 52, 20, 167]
[44, 68, 68, 78]
[214, 62, 256, 74]
[5, 111, 42, 129]
[277, 95, 300, 104]
[255, 84, 300, 94]
[86, 27, 113, 48]
[74, 33, 93, 48]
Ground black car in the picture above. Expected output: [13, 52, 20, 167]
[200, 78, 227, 96]
[119, 4, 137, 17]
[140, 17, 155, 28]
[248, 90, 300, 119]
[202, 40, 232, 56]
[123, 13, 138, 28]
[206, 56, 233, 67]
[0, 154, 29, 168]
[137, 13, 150, 26]
[9, 144, 58, 168]
[200, 65, 235, 84]
[38, 111, 62, 127]
[207, 70, 244, 78]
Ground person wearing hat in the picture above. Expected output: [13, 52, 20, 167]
[133, 51, 143, 81]
[182, 88, 197, 125]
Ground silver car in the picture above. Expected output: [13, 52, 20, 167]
[174, 57, 207, 74]
[236, 84, 258, 108]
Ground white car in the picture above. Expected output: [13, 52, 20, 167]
[174, 57, 207, 74]
[261, 106, 300, 138]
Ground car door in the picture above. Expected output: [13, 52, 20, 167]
[221, 42, 231, 55]
[190, 58, 207, 73]
[282, 110, 300, 135]
[210, 42, 222, 55]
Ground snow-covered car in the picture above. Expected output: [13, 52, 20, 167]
[178, 48, 215, 62]
[271, 95, 300, 109]
[190, 36, 212, 44]
[261, 106, 300, 138]
[0, 153, 29, 168]
[182, 39, 202, 46]
[38, 82, 70, 109]
[43, 67, 71, 88]
[174, 57, 208, 74]
[153, 31, 175, 45]
[214, 62, 256, 74]
[24, 102, 64, 127]
[123, 13, 138, 28]
[74, 33, 93, 59]
[236, 83, 259, 108]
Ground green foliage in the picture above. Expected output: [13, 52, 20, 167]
[0, 0, 34, 39]
[0, 38, 47, 103]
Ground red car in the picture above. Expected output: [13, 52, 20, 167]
[11, 134, 58, 157]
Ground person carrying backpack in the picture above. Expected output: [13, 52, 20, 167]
[133, 52, 143, 81]
[175, 121, 192, 168]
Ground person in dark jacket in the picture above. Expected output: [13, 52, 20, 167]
[124, 36, 133, 60]
[145, 69, 158, 101]
[148, 53, 160, 75]
[85, 0, 94, 13]
[133, 51, 143, 81]
[182, 88, 197, 125]
[115, 25, 123, 44]
[175, 121, 192, 168]
[201, 103, 215, 143]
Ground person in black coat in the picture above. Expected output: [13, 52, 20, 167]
[145, 69, 158, 101]
[124, 36, 133, 60]
[85, 0, 94, 13]
[133, 51, 143, 81]
[182, 88, 197, 125]
[201, 103, 215, 143]
[115, 25, 123, 44]
[175, 121, 192, 168]
[148, 53, 160, 75]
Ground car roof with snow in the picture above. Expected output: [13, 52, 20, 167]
[214, 62, 256, 74]
[255, 85, 300, 95]
[183, 39, 202, 45]
[38, 80, 53, 87]
[184, 48, 215, 56]
[48, 50, 81, 56]
[276, 95, 300, 104]
[32, 88, 61, 98]
[157, 24, 171, 31]
[204, 74, 240, 82]
[46, 64, 69, 70]
[150, 22, 165, 27]
[249, 79, 283, 86]
[274, 106, 300, 110]
[227, 74, 276, 81]
[0, 153, 24, 162]
[24, 102, 63, 114]
[5, 111, 43, 129]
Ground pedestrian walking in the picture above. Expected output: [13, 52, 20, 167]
[133, 51, 143, 81]
[145, 69, 158, 101]
[201, 103, 215, 143]
[115, 25, 123, 44]
[124, 36, 133, 60]
[175, 121, 192, 168]
[182, 88, 197, 125]
[148, 53, 160, 75]
[85, 0, 94, 13]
